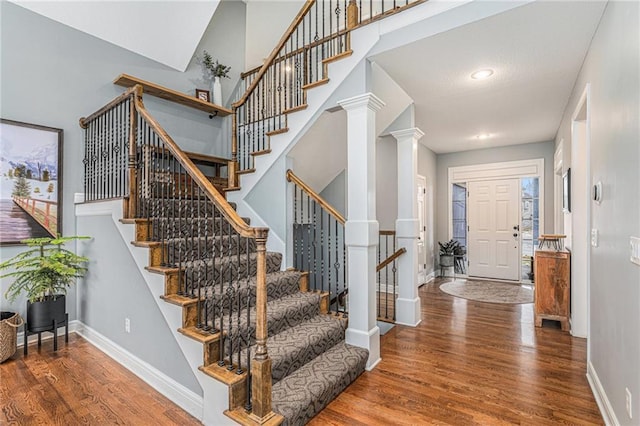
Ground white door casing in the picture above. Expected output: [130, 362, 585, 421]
[417, 175, 427, 284]
[468, 179, 520, 281]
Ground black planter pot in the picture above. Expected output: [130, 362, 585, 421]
[26, 294, 66, 333]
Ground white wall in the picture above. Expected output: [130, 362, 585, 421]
[554, 2, 640, 423]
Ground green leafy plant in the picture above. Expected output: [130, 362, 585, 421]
[199, 50, 231, 80]
[438, 239, 465, 256]
[1, 236, 90, 303]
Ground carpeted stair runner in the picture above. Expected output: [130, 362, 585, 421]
[145, 198, 368, 424]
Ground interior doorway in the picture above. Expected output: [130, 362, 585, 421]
[448, 159, 545, 283]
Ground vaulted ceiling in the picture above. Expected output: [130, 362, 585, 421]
[8, 1, 221, 71]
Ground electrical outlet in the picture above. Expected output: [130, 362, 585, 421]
[626, 387, 632, 419]
[125, 318, 131, 333]
[591, 229, 599, 247]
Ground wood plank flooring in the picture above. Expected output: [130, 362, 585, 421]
[0, 334, 201, 425]
[311, 279, 603, 425]
[0, 279, 603, 425]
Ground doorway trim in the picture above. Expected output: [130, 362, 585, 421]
[447, 158, 545, 241]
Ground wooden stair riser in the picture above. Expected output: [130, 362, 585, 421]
[199, 364, 248, 410]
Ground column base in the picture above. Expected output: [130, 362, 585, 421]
[395, 297, 422, 327]
[345, 326, 381, 370]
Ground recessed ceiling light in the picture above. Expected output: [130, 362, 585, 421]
[471, 69, 494, 80]
[476, 133, 491, 140]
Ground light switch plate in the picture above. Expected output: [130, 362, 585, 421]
[631, 237, 640, 266]
[591, 229, 599, 247]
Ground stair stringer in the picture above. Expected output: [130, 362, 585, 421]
[75, 199, 234, 426]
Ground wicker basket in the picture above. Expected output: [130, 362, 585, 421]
[0, 311, 23, 363]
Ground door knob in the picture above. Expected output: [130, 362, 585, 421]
[513, 225, 520, 231]
[513, 233, 519, 238]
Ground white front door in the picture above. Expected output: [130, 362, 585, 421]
[417, 175, 427, 284]
[468, 179, 520, 280]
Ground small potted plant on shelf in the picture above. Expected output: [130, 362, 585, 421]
[199, 50, 231, 105]
[0, 236, 89, 347]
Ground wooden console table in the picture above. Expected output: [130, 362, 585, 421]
[534, 249, 570, 331]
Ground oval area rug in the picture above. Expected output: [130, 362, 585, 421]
[439, 280, 533, 304]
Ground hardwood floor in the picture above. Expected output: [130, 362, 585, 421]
[0, 334, 201, 425]
[311, 279, 603, 425]
[0, 280, 603, 425]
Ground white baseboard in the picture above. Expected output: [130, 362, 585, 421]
[16, 319, 81, 348]
[587, 361, 619, 425]
[75, 322, 203, 420]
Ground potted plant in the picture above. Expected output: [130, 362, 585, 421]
[0, 236, 89, 346]
[438, 239, 466, 275]
[198, 50, 231, 105]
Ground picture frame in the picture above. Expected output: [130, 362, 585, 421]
[195, 89, 210, 103]
[562, 168, 571, 213]
[0, 118, 63, 245]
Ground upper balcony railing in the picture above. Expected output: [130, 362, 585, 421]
[230, 0, 424, 184]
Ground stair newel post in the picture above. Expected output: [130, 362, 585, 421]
[127, 86, 142, 219]
[347, 0, 358, 29]
[250, 227, 274, 421]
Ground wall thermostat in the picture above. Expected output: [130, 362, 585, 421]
[592, 181, 603, 205]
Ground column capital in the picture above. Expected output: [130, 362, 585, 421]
[390, 127, 425, 141]
[337, 92, 385, 112]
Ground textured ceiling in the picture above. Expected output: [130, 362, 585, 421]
[371, 1, 607, 154]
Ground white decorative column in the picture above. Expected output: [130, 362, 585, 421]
[338, 93, 385, 370]
[391, 128, 424, 327]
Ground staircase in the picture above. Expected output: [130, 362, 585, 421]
[78, 1, 425, 424]
[124, 199, 368, 425]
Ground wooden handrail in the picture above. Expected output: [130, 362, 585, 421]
[379, 230, 396, 236]
[286, 169, 345, 225]
[232, 0, 316, 108]
[131, 86, 264, 240]
[79, 86, 137, 129]
[376, 247, 407, 272]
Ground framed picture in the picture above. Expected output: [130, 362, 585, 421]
[562, 168, 571, 213]
[0, 119, 63, 245]
[195, 89, 210, 102]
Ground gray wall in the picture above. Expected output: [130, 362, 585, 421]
[76, 215, 201, 395]
[555, 1, 640, 422]
[319, 170, 346, 217]
[0, 1, 246, 395]
[0, 2, 245, 318]
[435, 141, 555, 249]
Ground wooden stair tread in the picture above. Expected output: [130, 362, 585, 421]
[132, 240, 161, 248]
[178, 326, 220, 344]
[222, 186, 242, 192]
[160, 294, 199, 306]
[322, 50, 353, 65]
[282, 104, 308, 114]
[237, 168, 256, 175]
[302, 78, 329, 91]
[146, 265, 180, 275]
[120, 218, 149, 225]
[199, 363, 247, 386]
[251, 149, 272, 156]
[265, 127, 289, 137]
